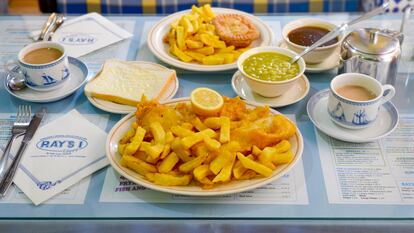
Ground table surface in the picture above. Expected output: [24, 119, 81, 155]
[0, 13, 413, 224]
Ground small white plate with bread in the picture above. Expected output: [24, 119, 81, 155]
[84, 60, 179, 114]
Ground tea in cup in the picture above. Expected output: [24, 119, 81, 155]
[5, 41, 70, 91]
[327, 73, 395, 129]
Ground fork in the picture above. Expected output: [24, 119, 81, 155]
[0, 106, 31, 176]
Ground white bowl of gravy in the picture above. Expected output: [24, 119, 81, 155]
[282, 18, 342, 64]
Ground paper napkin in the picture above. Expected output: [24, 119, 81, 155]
[12, 110, 108, 205]
[31, 13, 132, 58]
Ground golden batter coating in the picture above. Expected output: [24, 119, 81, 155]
[212, 14, 260, 48]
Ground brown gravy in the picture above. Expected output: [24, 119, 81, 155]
[23, 47, 63, 64]
[336, 85, 377, 101]
[288, 26, 338, 47]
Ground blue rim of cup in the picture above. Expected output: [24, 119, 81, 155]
[329, 87, 381, 106]
[18, 55, 66, 69]
[329, 73, 382, 106]
[18, 41, 66, 67]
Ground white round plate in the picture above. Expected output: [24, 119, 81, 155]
[106, 98, 304, 196]
[231, 71, 310, 108]
[86, 61, 179, 114]
[279, 41, 340, 73]
[5, 57, 88, 103]
[307, 89, 399, 143]
[148, 8, 274, 72]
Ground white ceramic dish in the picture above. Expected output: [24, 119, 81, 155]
[307, 89, 399, 143]
[279, 40, 340, 73]
[106, 98, 304, 196]
[5, 57, 88, 103]
[282, 18, 342, 64]
[147, 8, 274, 72]
[232, 71, 310, 108]
[237, 46, 306, 97]
[85, 61, 179, 114]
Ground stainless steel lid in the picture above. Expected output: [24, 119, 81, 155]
[344, 28, 400, 55]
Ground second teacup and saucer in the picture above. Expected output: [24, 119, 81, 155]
[307, 73, 399, 143]
[4, 41, 88, 103]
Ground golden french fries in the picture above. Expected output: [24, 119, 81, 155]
[158, 152, 179, 173]
[150, 122, 166, 144]
[118, 97, 297, 188]
[120, 155, 157, 176]
[236, 152, 273, 177]
[219, 117, 230, 143]
[123, 127, 146, 156]
[163, 4, 252, 65]
[152, 173, 192, 186]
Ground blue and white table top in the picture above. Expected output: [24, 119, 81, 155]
[0, 14, 413, 222]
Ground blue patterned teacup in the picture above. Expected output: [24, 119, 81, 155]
[5, 41, 69, 92]
[328, 73, 395, 129]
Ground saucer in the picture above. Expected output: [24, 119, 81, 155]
[279, 41, 340, 73]
[231, 71, 310, 108]
[307, 89, 399, 143]
[5, 57, 88, 103]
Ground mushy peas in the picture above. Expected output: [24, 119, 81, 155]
[242, 52, 300, 81]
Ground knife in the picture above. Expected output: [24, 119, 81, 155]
[0, 108, 46, 197]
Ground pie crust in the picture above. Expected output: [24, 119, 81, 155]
[212, 14, 260, 48]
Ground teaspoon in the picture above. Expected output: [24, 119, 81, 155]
[6, 74, 26, 91]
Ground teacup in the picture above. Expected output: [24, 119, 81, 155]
[327, 73, 395, 129]
[5, 41, 70, 91]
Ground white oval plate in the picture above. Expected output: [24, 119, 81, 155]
[279, 41, 340, 73]
[232, 71, 310, 108]
[307, 89, 399, 143]
[148, 8, 274, 72]
[106, 97, 303, 196]
[5, 57, 88, 103]
[86, 61, 179, 114]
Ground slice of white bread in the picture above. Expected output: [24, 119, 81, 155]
[84, 59, 176, 106]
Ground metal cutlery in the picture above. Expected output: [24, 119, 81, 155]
[37, 13, 57, 41]
[47, 16, 66, 41]
[0, 106, 31, 176]
[0, 108, 46, 197]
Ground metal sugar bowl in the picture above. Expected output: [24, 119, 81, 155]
[338, 28, 401, 85]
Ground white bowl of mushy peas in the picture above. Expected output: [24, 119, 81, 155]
[237, 46, 306, 97]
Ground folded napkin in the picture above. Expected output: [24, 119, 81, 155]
[31, 13, 132, 58]
[12, 110, 108, 205]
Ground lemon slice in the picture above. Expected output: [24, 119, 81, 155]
[190, 88, 224, 116]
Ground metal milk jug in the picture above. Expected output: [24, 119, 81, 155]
[338, 28, 401, 85]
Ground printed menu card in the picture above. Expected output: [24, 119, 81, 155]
[11, 110, 108, 205]
[31, 13, 133, 58]
[316, 115, 414, 204]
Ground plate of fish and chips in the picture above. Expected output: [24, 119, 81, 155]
[106, 94, 303, 196]
[147, 4, 274, 72]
